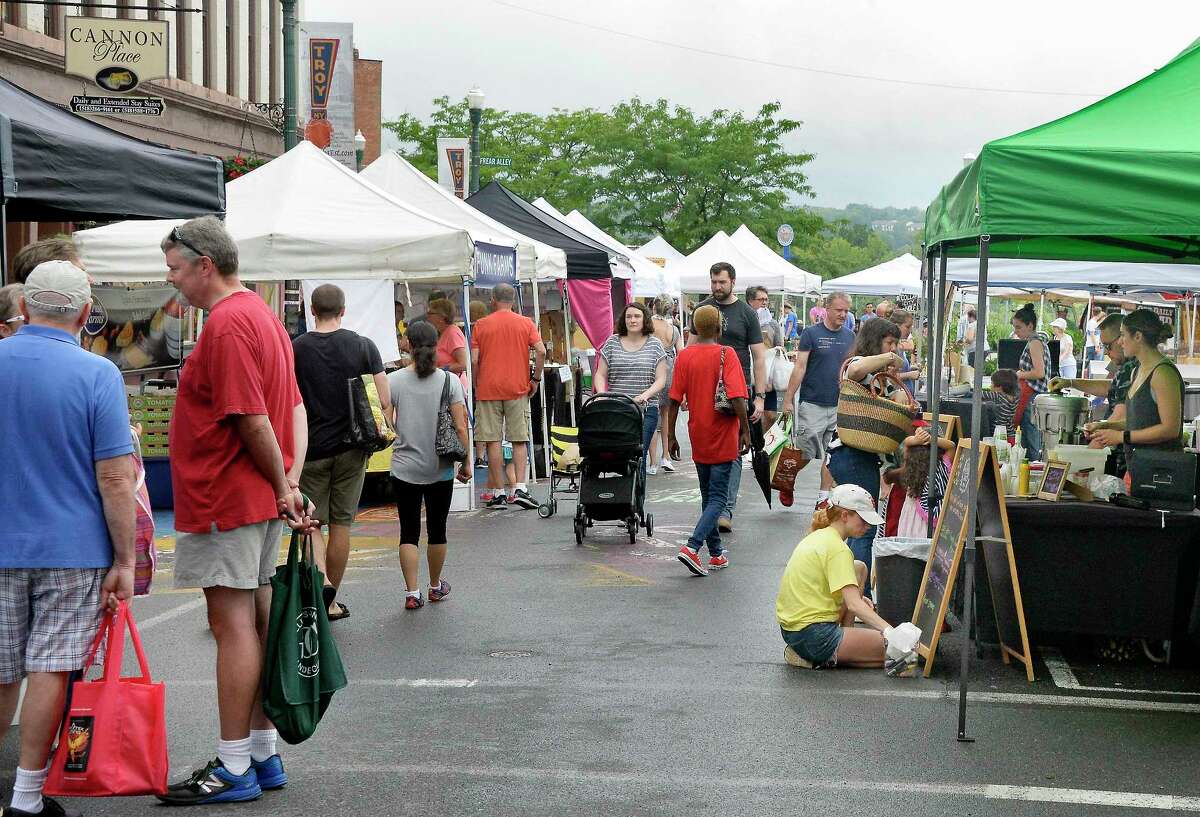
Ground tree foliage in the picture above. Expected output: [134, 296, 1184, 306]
[384, 95, 901, 281]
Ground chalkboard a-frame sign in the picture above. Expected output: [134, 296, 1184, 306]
[911, 439, 1035, 681]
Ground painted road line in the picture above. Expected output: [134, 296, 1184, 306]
[164, 677, 480, 688]
[137, 596, 207, 631]
[304, 764, 1200, 811]
[1042, 647, 1200, 697]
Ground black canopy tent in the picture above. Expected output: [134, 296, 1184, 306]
[0, 77, 225, 281]
[467, 181, 612, 279]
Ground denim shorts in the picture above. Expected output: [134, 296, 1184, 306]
[781, 622, 843, 666]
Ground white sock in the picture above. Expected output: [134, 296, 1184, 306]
[249, 729, 278, 763]
[217, 737, 252, 776]
[11, 766, 48, 813]
[515, 482, 527, 493]
[406, 590, 421, 599]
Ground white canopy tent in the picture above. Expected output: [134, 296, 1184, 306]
[943, 257, 1200, 293]
[637, 235, 686, 267]
[75, 142, 479, 282]
[360, 151, 566, 282]
[825, 253, 924, 296]
[562, 210, 680, 299]
[531, 197, 633, 280]
[675, 230, 813, 294]
[729, 224, 821, 295]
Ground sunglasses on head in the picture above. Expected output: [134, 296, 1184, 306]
[170, 226, 206, 260]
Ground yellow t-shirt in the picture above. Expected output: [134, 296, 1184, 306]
[776, 526, 859, 632]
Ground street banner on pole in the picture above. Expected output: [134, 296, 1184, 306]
[299, 21, 356, 171]
[437, 137, 470, 199]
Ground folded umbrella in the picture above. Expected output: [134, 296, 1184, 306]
[749, 421, 772, 507]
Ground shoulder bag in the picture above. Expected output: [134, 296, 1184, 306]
[714, 347, 735, 415]
[435, 370, 467, 460]
[344, 375, 392, 453]
[835, 358, 918, 455]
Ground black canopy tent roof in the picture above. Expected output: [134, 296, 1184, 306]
[0, 77, 225, 225]
[467, 181, 612, 279]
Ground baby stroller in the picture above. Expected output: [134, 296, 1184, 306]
[536, 424, 581, 518]
[572, 394, 653, 545]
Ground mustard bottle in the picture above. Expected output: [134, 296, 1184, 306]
[1018, 460, 1031, 496]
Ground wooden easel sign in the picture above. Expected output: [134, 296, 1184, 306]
[911, 439, 1035, 681]
[922, 412, 961, 444]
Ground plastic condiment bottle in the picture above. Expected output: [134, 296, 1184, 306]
[1018, 460, 1031, 495]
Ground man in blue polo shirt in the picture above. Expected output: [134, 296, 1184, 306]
[0, 260, 136, 817]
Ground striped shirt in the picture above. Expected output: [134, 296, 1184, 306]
[600, 334, 666, 397]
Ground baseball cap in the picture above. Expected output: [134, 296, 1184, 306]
[1050, 317, 1068, 330]
[23, 260, 91, 314]
[829, 484, 884, 526]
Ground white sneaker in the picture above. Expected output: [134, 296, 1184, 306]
[661, 459, 676, 472]
[647, 464, 658, 475]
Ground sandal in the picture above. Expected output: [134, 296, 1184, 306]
[327, 601, 350, 621]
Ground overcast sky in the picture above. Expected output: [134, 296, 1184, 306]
[306, 0, 1197, 210]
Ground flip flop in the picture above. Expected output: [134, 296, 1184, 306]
[323, 585, 337, 610]
[327, 601, 350, 621]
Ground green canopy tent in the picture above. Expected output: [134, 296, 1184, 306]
[921, 36, 1200, 742]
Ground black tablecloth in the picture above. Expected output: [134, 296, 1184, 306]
[973, 500, 1200, 649]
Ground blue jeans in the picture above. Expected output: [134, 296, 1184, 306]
[690, 461, 732, 555]
[721, 454, 743, 521]
[827, 444, 881, 591]
[640, 403, 659, 481]
[1019, 407, 1044, 461]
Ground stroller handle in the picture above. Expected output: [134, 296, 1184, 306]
[583, 392, 644, 413]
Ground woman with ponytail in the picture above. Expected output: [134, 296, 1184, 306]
[388, 320, 470, 610]
[776, 484, 898, 669]
[1084, 309, 1183, 468]
[1010, 304, 1049, 459]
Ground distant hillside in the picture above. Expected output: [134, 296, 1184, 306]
[806, 203, 924, 251]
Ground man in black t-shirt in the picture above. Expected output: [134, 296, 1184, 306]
[293, 284, 390, 621]
[689, 262, 767, 532]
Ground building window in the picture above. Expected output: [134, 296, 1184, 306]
[117, 0, 132, 20]
[226, 0, 235, 95]
[3, 2, 21, 26]
[268, 0, 279, 103]
[176, 0, 190, 80]
[44, 2, 60, 36]
[148, 0, 161, 20]
[247, 0, 258, 101]
[202, 0, 212, 89]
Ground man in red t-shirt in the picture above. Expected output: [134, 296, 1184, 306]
[160, 216, 313, 805]
[470, 283, 545, 510]
[665, 305, 750, 577]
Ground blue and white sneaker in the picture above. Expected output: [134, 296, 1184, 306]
[157, 758, 262, 805]
[251, 754, 288, 790]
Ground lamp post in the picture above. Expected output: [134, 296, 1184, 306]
[467, 86, 485, 195]
[354, 129, 367, 171]
[282, 0, 298, 149]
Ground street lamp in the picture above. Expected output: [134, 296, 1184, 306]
[467, 86, 485, 195]
[354, 129, 367, 171]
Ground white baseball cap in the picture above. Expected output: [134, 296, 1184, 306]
[829, 484, 884, 526]
[23, 260, 91, 314]
[1050, 317, 1068, 330]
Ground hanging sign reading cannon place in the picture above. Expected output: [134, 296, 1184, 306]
[65, 17, 169, 93]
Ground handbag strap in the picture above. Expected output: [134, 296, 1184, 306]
[718, 346, 726, 385]
[439, 369, 452, 411]
[79, 601, 153, 683]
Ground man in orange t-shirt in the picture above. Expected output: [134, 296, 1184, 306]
[471, 283, 545, 509]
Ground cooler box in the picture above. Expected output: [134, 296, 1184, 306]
[872, 536, 930, 626]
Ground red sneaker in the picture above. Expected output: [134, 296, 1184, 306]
[780, 490, 794, 507]
[708, 554, 730, 570]
[404, 593, 424, 610]
[676, 545, 708, 577]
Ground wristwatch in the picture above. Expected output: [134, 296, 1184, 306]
[755, 391, 767, 400]
[1123, 430, 1132, 445]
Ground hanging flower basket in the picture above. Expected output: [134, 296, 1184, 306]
[223, 154, 268, 182]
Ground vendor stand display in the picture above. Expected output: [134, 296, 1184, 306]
[0, 77, 224, 281]
[922, 37, 1200, 739]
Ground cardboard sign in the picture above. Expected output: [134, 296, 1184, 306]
[912, 440, 1034, 681]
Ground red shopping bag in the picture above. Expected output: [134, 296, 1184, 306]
[44, 601, 168, 797]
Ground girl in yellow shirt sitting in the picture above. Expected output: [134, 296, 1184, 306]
[776, 484, 897, 668]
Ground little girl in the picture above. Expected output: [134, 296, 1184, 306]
[893, 423, 954, 538]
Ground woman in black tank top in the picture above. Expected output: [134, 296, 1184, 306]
[1084, 309, 1183, 462]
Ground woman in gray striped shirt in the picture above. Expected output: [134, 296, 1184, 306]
[595, 302, 668, 476]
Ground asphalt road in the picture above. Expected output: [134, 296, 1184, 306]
[3, 443, 1200, 816]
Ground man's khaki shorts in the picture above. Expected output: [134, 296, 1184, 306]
[793, 401, 839, 463]
[175, 519, 285, 590]
[300, 449, 369, 525]
[475, 398, 530, 443]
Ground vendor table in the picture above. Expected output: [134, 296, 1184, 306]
[973, 499, 1200, 658]
[937, 397, 998, 440]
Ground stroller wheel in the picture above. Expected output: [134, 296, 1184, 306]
[574, 517, 584, 545]
[645, 513, 654, 537]
[538, 502, 553, 518]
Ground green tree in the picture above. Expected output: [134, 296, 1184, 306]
[382, 96, 816, 252]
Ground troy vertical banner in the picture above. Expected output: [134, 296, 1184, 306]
[436, 137, 470, 199]
[300, 22, 356, 170]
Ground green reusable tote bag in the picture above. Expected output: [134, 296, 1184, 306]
[262, 531, 348, 744]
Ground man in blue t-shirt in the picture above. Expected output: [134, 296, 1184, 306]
[0, 260, 136, 817]
[782, 291, 856, 506]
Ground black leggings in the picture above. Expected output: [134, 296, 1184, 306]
[391, 477, 454, 546]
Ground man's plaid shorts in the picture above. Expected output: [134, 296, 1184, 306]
[0, 568, 106, 684]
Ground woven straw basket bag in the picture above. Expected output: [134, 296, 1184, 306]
[835, 359, 918, 455]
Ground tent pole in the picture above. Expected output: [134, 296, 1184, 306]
[0, 200, 8, 286]
[531, 279, 551, 482]
[1038, 291, 1045, 328]
[563, 283, 576, 425]
[957, 234, 990, 745]
[926, 248, 946, 538]
[1192, 295, 1197, 360]
[461, 277, 476, 511]
[523, 279, 537, 486]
